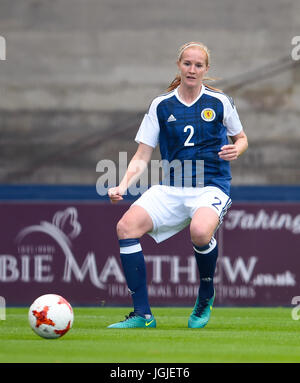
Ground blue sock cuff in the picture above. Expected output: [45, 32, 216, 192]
[119, 238, 140, 247]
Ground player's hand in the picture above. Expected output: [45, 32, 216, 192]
[108, 186, 125, 204]
[218, 144, 239, 161]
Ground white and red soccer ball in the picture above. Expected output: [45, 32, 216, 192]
[28, 294, 74, 339]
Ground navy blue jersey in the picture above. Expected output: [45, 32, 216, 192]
[135, 85, 243, 195]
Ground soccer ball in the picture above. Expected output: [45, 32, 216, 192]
[28, 294, 74, 339]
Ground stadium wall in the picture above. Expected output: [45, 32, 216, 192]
[0, 0, 300, 186]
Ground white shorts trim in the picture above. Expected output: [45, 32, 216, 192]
[132, 185, 231, 243]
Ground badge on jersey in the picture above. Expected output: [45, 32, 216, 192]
[201, 108, 216, 122]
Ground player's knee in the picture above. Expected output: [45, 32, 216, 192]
[116, 217, 138, 239]
[190, 226, 211, 247]
[116, 218, 130, 239]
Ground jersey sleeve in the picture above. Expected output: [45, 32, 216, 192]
[223, 98, 244, 136]
[135, 99, 160, 148]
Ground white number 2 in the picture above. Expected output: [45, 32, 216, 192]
[183, 125, 195, 146]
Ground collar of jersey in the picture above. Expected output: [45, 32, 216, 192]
[175, 85, 204, 107]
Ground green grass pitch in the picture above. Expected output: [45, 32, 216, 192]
[1, 307, 300, 363]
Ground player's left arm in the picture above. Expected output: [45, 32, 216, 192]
[218, 130, 248, 161]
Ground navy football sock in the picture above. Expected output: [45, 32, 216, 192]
[193, 237, 218, 300]
[119, 238, 151, 317]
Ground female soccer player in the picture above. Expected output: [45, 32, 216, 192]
[107, 41, 248, 329]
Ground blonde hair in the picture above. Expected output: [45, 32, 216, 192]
[167, 41, 222, 92]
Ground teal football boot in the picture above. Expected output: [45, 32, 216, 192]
[188, 290, 215, 328]
[107, 312, 156, 329]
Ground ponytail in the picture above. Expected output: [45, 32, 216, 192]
[166, 75, 181, 92]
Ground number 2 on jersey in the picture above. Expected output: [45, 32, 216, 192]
[183, 125, 195, 146]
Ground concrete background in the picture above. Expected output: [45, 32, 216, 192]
[0, 0, 299, 185]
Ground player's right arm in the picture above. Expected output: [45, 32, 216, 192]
[108, 143, 154, 204]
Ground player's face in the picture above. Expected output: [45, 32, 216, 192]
[177, 48, 209, 89]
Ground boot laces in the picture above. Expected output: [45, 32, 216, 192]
[195, 298, 210, 317]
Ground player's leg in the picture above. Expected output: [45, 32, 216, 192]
[191, 206, 219, 295]
[108, 205, 156, 328]
[187, 186, 231, 328]
[188, 206, 219, 328]
[108, 185, 191, 328]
